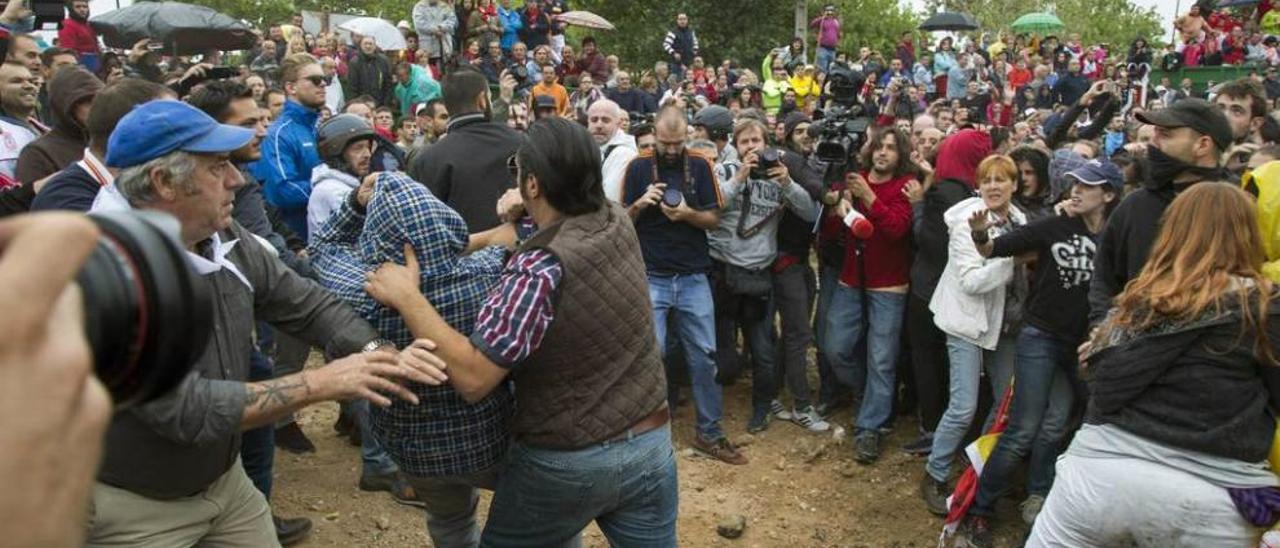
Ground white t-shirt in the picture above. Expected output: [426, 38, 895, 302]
[0, 119, 38, 190]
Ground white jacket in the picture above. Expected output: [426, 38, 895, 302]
[929, 196, 1025, 350]
[600, 130, 638, 203]
[307, 164, 360, 238]
[412, 1, 457, 59]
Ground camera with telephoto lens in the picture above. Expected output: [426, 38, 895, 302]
[750, 148, 781, 180]
[813, 64, 872, 168]
[77, 210, 213, 409]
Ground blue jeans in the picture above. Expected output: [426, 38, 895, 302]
[649, 273, 724, 441]
[820, 285, 906, 434]
[926, 333, 1016, 482]
[813, 264, 847, 407]
[972, 325, 1076, 515]
[816, 47, 836, 73]
[356, 399, 399, 476]
[481, 424, 679, 547]
[240, 344, 275, 499]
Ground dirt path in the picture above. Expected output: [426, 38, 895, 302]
[272, 370, 1028, 547]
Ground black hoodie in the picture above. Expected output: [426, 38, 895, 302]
[1087, 167, 1230, 326]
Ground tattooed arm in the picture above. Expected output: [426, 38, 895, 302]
[239, 349, 446, 431]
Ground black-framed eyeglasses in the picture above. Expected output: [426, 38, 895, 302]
[302, 75, 329, 87]
[506, 154, 519, 177]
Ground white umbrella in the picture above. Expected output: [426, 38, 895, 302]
[339, 17, 407, 51]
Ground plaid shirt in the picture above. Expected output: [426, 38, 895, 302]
[309, 172, 513, 478]
[470, 248, 562, 370]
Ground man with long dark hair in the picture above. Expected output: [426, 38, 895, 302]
[365, 117, 677, 546]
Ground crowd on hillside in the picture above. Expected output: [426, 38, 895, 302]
[7, 0, 1280, 547]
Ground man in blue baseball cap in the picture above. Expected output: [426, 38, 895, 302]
[85, 99, 445, 547]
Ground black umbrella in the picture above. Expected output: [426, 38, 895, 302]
[90, 2, 257, 55]
[1216, 0, 1259, 8]
[919, 12, 980, 32]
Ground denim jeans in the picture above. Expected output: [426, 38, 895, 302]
[819, 285, 907, 434]
[926, 333, 1016, 482]
[404, 465, 500, 548]
[240, 344, 275, 499]
[356, 399, 399, 476]
[816, 46, 836, 73]
[971, 325, 1077, 516]
[813, 264, 847, 407]
[481, 424, 679, 547]
[649, 273, 724, 441]
[773, 262, 815, 408]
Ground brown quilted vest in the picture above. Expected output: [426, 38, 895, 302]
[510, 203, 667, 449]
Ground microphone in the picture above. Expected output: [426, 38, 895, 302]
[843, 208, 874, 239]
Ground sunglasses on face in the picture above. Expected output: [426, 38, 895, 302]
[302, 75, 329, 86]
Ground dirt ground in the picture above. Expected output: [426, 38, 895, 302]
[273, 360, 1030, 548]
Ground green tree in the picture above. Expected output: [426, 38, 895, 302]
[561, 0, 917, 75]
[921, 0, 1163, 50]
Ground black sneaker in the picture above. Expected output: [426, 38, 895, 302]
[920, 472, 950, 516]
[275, 422, 316, 454]
[854, 432, 880, 465]
[274, 515, 313, 546]
[959, 515, 994, 548]
[746, 408, 771, 434]
[360, 471, 426, 508]
[901, 432, 934, 456]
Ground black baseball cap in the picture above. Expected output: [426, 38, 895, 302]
[1135, 98, 1233, 152]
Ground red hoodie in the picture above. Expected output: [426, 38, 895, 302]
[838, 172, 914, 289]
[932, 128, 992, 188]
[58, 17, 99, 56]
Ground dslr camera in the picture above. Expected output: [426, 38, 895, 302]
[749, 148, 782, 180]
[78, 211, 212, 408]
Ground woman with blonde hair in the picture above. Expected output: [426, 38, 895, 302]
[921, 154, 1026, 515]
[1029, 183, 1280, 546]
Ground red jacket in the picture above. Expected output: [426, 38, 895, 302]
[839, 172, 914, 289]
[58, 17, 99, 55]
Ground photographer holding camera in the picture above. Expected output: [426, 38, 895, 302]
[83, 100, 444, 547]
[0, 212, 111, 548]
[711, 118, 818, 434]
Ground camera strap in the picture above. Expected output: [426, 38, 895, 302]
[735, 174, 784, 240]
[650, 151, 695, 202]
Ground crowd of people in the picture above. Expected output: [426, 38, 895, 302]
[7, 0, 1280, 547]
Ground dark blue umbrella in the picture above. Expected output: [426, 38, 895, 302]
[90, 2, 257, 55]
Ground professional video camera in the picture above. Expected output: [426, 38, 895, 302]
[812, 64, 872, 168]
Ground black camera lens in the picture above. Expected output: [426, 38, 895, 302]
[662, 187, 683, 208]
[78, 211, 212, 408]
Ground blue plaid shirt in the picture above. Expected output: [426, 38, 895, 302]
[309, 172, 513, 478]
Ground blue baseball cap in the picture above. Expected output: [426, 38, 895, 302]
[106, 100, 256, 168]
[1065, 160, 1124, 193]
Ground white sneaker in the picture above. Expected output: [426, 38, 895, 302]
[770, 399, 792, 421]
[1020, 494, 1045, 525]
[791, 405, 831, 432]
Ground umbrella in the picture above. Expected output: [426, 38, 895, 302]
[1217, 0, 1260, 8]
[339, 17, 408, 51]
[554, 10, 615, 30]
[919, 12, 980, 32]
[1010, 12, 1065, 32]
[89, 2, 256, 55]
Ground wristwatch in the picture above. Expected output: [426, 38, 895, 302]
[362, 338, 396, 353]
